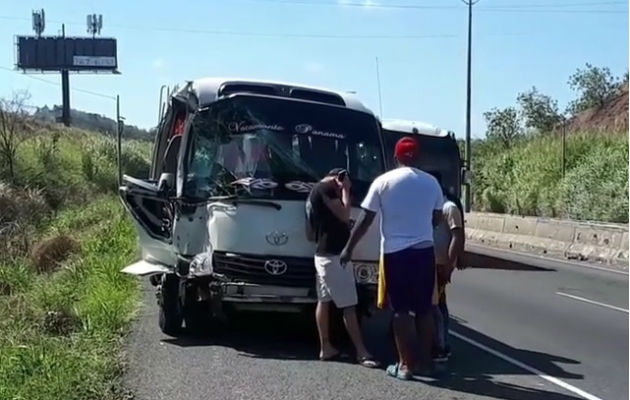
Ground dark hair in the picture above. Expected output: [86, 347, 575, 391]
[429, 170, 465, 226]
[445, 191, 465, 224]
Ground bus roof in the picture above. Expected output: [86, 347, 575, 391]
[178, 77, 374, 115]
[381, 119, 450, 137]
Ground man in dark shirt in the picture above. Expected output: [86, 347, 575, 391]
[306, 169, 377, 368]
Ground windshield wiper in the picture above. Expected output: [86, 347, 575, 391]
[230, 198, 282, 210]
[204, 195, 281, 210]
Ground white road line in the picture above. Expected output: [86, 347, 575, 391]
[556, 292, 629, 314]
[449, 330, 604, 400]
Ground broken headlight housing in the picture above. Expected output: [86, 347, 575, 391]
[189, 252, 213, 277]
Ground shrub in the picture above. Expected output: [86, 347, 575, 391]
[471, 132, 627, 223]
[556, 136, 628, 222]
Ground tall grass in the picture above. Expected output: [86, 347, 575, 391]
[0, 124, 150, 399]
[0, 198, 138, 400]
[471, 132, 628, 223]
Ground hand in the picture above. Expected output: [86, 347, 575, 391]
[437, 264, 454, 285]
[338, 175, 351, 191]
[340, 247, 352, 267]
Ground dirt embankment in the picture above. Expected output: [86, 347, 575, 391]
[566, 82, 629, 134]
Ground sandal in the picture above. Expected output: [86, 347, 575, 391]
[357, 356, 380, 368]
[386, 363, 412, 380]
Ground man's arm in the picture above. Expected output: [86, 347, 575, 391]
[340, 209, 376, 265]
[445, 204, 465, 270]
[340, 177, 380, 264]
[322, 190, 350, 223]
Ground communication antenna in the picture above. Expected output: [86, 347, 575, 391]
[32, 9, 45, 37]
[375, 56, 383, 119]
[87, 14, 103, 37]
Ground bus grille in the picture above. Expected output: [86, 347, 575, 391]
[212, 251, 315, 288]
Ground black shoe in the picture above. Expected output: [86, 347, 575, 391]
[413, 363, 449, 379]
[432, 348, 449, 362]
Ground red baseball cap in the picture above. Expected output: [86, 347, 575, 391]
[394, 136, 419, 164]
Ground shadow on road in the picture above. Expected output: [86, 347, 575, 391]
[161, 311, 320, 361]
[465, 251, 556, 272]
[425, 319, 586, 400]
[162, 307, 586, 400]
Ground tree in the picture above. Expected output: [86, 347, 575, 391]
[517, 86, 562, 133]
[483, 107, 522, 148]
[567, 63, 620, 115]
[0, 91, 31, 182]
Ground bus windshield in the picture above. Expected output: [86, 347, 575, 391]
[184, 95, 384, 204]
[382, 129, 462, 197]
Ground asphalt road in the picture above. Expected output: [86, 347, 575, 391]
[123, 248, 628, 400]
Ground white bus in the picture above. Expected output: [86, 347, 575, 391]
[119, 78, 385, 335]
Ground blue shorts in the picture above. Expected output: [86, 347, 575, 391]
[383, 246, 435, 316]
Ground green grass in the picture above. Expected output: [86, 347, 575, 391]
[0, 122, 149, 399]
[0, 198, 139, 400]
[470, 132, 628, 223]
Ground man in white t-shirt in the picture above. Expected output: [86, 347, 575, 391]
[340, 137, 443, 380]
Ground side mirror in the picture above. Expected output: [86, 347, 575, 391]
[158, 173, 175, 195]
[461, 168, 471, 185]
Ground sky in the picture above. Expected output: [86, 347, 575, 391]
[0, 0, 628, 138]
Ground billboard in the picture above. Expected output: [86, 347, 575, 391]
[16, 36, 118, 72]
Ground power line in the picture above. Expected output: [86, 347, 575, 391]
[0, 4, 625, 41]
[0, 66, 116, 100]
[241, 0, 628, 12]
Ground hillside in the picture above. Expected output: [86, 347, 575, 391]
[33, 105, 156, 141]
[566, 82, 629, 133]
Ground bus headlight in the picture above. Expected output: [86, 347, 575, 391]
[353, 263, 378, 284]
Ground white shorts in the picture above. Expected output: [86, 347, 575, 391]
[314, 255, 358, 309]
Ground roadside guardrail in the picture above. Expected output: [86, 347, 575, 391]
[465, 212, 628, 270]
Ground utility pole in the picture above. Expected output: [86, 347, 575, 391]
[562, 116, 567, 179]
[116, 95, 123, 186]
[463, 0, 479, 212]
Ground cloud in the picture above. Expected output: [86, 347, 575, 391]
[303, 62, 325, 74]
[152, 58, 165, 70]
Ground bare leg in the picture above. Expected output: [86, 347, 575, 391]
[414, 310, 434, 371]
[392, 312, 415, 373]
[342, 306, 371, 359]
[315, 301, 338, 359]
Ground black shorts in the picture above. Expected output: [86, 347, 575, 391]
[383, 246, 436, 316]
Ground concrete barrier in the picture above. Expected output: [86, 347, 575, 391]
[464, 212, 628, 270]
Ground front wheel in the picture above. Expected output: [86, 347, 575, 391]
[158, 274, 183, 336]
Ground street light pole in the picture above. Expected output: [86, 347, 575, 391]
[463, 0, 479, 212]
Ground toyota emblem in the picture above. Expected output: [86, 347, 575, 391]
[266, 231, 288, 246]
[264, 259, 288, 275]
[294, 124, 313, 134]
